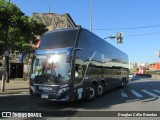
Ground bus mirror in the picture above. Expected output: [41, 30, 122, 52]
[74, 48, 83, 51]
[67, 48, 82, 63]
[71, 48, 83, 57]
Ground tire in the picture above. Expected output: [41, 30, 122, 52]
[86, 84, 97, 101]
[97, 83, 104, 96]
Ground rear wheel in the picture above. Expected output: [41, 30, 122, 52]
[97, 83, 104, 96]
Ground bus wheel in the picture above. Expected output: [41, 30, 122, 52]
[87, 84, 97, 101]
[97, 83, 104, 96]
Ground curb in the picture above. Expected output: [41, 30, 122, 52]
[0, 92, 29, 97]
[0, 91, 29, 95]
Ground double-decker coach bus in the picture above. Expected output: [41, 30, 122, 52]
[25, 27, 129, 102]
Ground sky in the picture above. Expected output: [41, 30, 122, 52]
[11, 0, 160, 63]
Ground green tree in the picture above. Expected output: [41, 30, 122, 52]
[0, 0, 47, 83]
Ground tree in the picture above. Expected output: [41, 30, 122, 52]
[0, 0, 47, 84]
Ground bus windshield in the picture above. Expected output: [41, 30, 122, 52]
[39, 29, 78, 50]
[31, 53, 71, 85]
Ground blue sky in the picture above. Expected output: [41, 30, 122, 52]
[11, 0, 160, 63]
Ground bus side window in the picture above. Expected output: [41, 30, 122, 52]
[74, 63, 83, 84]
[75, 64, 83, 78]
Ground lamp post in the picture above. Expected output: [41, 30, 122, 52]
[90, 0, 92, 32]
[1, 57, 6, 92]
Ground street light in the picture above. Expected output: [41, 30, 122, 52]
[90, 0, 92, 32]
[104, 32, 123, 44]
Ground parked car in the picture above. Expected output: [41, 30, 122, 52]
[129, 74, 133, 80]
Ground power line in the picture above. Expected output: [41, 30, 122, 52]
[92, 25, 160, 31]
[124, 32, 160, 38]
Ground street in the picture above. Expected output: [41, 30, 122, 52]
[0, 77, 160, 119]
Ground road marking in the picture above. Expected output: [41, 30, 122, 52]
[121, 90, 128, 97]
[142, 90, 159, 98]
[153, 90, 160, 94]
[126, 99, 140, 103]
[130, 90, 143, 97]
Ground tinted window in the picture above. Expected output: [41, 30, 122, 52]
[39, 29, 78, 50]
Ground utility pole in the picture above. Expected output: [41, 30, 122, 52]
[6, 0, 10, 83]
[5, 24, 9, 83]
[49, 6, 51, 13]
[1, 56, 6, 92]
[1, 22, 9, 92]
[90, 0, 92, 32]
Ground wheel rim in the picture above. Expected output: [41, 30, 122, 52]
[89, 87, 95, 99]
[98, 85, 103, 95]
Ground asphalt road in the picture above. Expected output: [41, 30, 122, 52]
[0, 77, 160, 120]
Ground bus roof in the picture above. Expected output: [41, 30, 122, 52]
[37, 27, 128, 63]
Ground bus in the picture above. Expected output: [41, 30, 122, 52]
[27, 27, 129, 102]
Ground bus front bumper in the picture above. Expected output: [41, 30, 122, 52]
[30, 88, 71, 102]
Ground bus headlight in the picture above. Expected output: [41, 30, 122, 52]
[57, 87, 70, 94]
[48, 54, 60, 63]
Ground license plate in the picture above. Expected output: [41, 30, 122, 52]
[41, 94, 48, 99]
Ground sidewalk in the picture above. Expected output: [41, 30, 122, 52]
[0, 78, 29, 96]
[152, 75, 160, 80]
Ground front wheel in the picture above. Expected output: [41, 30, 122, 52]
[86, 84, 97, 101]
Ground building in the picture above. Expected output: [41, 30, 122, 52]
[149, 62, 160, 71]
[149, 62, 160, 77]
[129, 62, 149, 74]
[32, 13, 80, 31]
[138, 66, 148, 74]
[129, 62, 149, 69]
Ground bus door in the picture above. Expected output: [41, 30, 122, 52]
[73, 49, 85, 85]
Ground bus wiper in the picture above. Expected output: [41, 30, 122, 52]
[35, 74, 59, 84]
